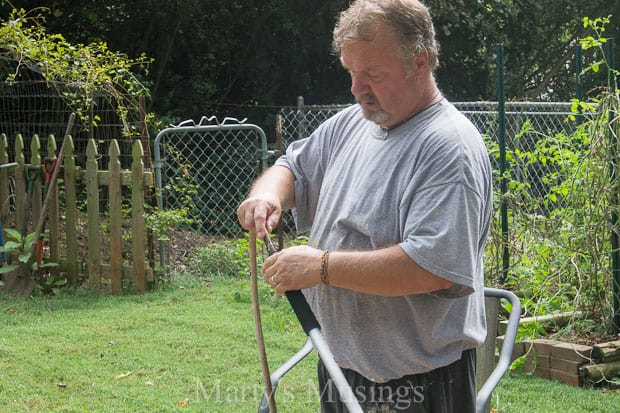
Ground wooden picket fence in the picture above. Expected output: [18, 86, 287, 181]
[0, 132, 154, 294]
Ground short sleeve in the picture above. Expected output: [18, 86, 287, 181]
[398, 182, 486, 297]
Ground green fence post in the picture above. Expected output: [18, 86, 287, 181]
[607, 37, 620, 334]
[497, 44, 509, 285]
[576, 44, 584, 100]
[576, 44, 585, 124]
[607, 38, 616, 90]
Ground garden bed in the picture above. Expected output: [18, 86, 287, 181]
[497, 336, 620, 388]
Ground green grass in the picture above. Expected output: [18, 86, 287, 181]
[492, 373, 619, 412]
[1, 275, 618, 412]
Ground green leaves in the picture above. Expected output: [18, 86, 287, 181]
[495, 88, 620, 340]
[493, 15, 620, 336]
[577, 15, 619, 86]
[0, 7, 152, 136]
[0, 228, 36, 274]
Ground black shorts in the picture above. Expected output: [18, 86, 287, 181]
[317, 348, 476, 413]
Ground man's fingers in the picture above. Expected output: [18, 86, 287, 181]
[237, 198, 282, 239]
[236, 201, 253, 230]
[237, 199, 281, 240]
[266, 209, 281, 235]
[253, 203, 271, 239]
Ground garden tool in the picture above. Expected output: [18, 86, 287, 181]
[249, 233, 363, 413]
[3, 113, 75, 298]
[0, 162, 17, 262]
[27, 113, 76, 270]
[35, 156, 58, 266]
[1, 165, 40, 296]
[0, 219, 5, 263]
[21, 166, 41, 237]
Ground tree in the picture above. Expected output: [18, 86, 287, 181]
[429, 0, 620, 100]
[3, 0, 619, 133]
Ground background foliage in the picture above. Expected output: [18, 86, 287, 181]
[2, 0, 619, 135]
[481, 16, 620, 338]
[2, 1, 620, 338]
[0, 5, 152, 135]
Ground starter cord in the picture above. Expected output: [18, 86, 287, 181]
[249, 233, 278, 412]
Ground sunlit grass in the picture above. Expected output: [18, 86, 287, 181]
[0, 276, 618, 412]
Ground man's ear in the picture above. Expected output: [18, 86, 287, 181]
[413, 49, 429, 73]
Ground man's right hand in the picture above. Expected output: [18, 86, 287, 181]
[237, 165, 295, 239]
[237, 195, 282, 240]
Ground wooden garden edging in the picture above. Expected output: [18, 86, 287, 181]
[0, 133, 153, 294]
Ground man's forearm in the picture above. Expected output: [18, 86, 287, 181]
[326, 245, 453, 296]
[249, 165, 296, 211]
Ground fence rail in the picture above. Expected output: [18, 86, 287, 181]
[279, 101, 576, 146]
[0, 132, 153, 294]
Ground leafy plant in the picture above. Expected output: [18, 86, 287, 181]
[0, 6, 152, 136]
[186, 237, 252, 279]
[145, 145, 198, 241]
[579, 16, 614, 76]
[487, 16, 619, 339]
[0, 227, 36, 273]
[0, 228, 61, 295]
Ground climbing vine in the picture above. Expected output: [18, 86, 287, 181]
[0, 6, 152, 136]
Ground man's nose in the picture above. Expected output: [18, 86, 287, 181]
[350, 73, 370, 97]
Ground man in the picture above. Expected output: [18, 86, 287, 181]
[237, 1, 492, 411]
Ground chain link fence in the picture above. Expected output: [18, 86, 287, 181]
[277, 101, 575, 228]
[279, 100, 574, 161]
[280, 101, 575, 136]
[154, 102, 575, 233]
[154, 103, 577, 270]
[279, 102, 588, 286]
[153, 119, 270, 243]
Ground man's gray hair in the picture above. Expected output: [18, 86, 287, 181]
[332, 0, 440, 71]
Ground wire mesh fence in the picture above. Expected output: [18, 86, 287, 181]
[276, 100, 606, 294]
[277, 101, 577, 230]
[0, 75, 147, 168]
[153, 119, 271, 244]
[279, 101, 575, 152]
[153, 101, 576, 237]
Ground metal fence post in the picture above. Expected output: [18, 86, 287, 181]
[496, 44, 509, 285]
[576, 44, 584, 101]
[297, 96, 307, 142]
[576, 44, 585, 125]
[606, 37, 620, 334]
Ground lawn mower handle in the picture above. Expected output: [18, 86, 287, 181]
[260, 237, 362, 413]
[285, 290, 320, 335]
[263, 236, 320, 334]
[259, 287, 362, 413]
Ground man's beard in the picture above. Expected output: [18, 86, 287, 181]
[356, 94, 390, 125]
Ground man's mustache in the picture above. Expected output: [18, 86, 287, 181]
[355, 94, 378, 104]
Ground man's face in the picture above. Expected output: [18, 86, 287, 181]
[340, 26, 424, 130]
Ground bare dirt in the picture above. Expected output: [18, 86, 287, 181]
[161, 229, 215, 271]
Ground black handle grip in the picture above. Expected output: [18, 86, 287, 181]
[285, 290, 321, 335]
[263, 236, 321, 335]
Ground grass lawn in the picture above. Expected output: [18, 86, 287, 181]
[1, 275, 618, 412]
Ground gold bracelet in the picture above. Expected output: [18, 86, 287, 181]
[320, 250, 330, 285]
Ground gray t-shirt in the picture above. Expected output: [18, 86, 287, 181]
[275, 100, 492, 382]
